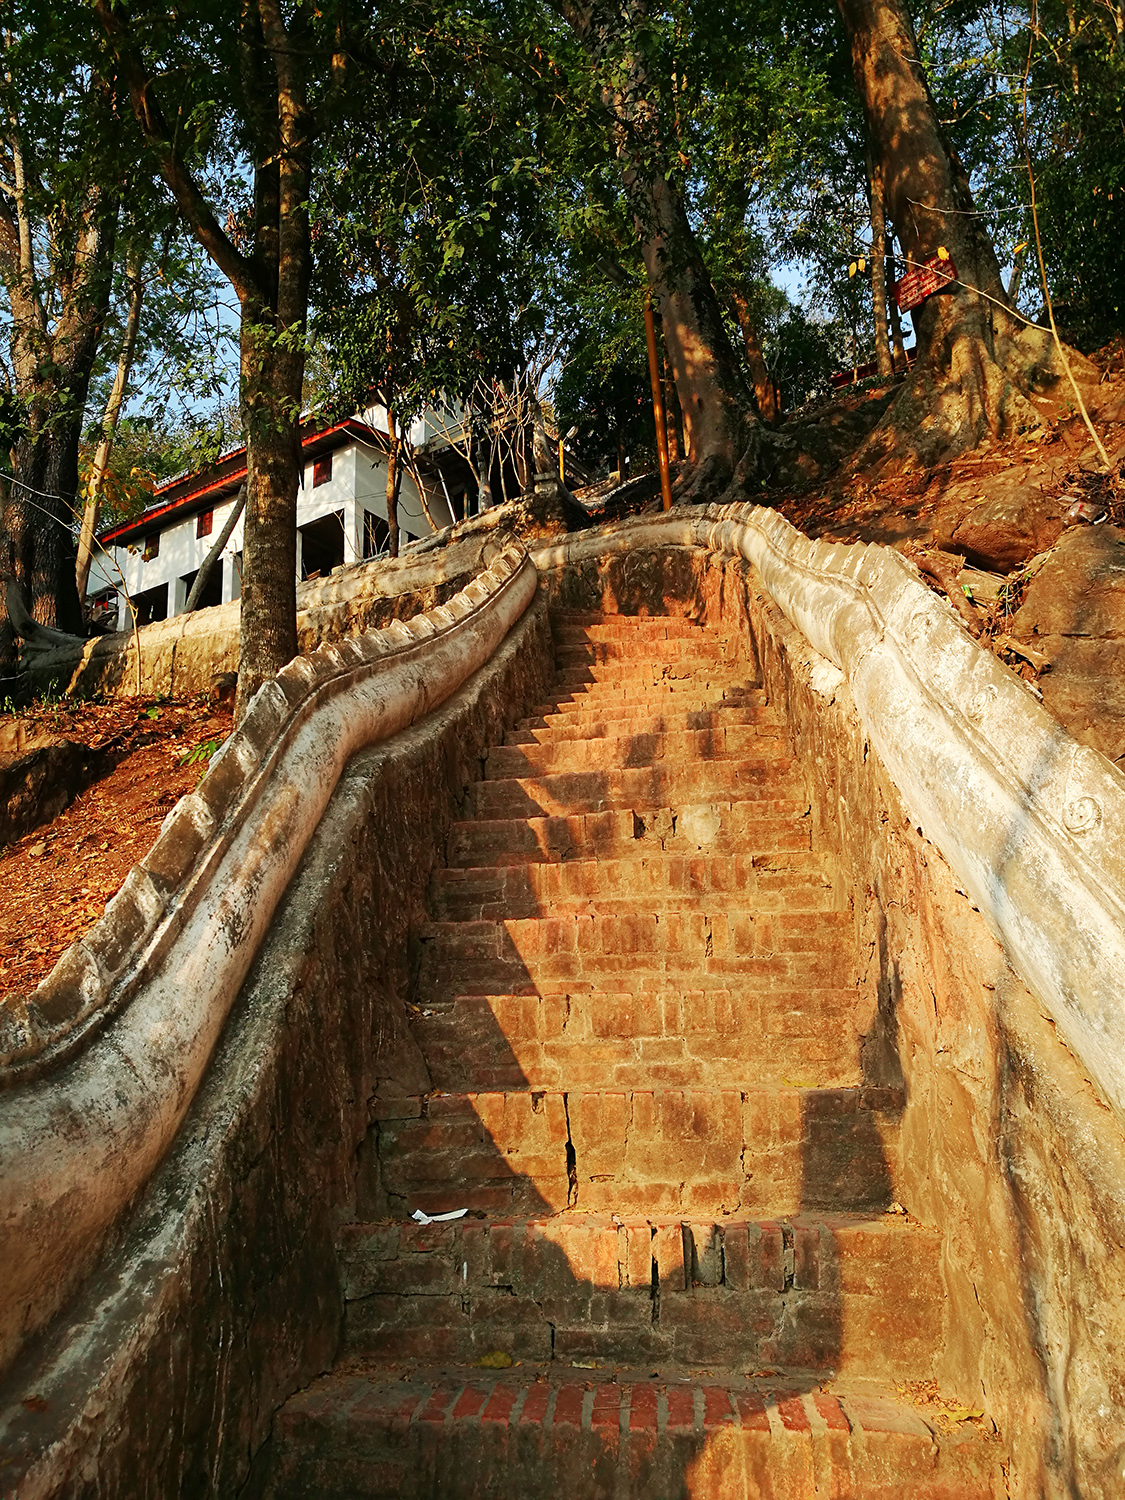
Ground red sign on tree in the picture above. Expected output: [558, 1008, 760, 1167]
[895, 254, 957, 313]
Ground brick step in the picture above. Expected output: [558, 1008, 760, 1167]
[447, 804, 813, 868]
[529, 683, 764, 717]
[430, 853, 835, 921]
[550, 611, 711, 639]
[464, 761, 803, 820]
[416, 911, 856, 1001]
[372, 1086, 903, 1219]
[550, 606, 705, 628]
[554, 661, 756, 690]
[485, 727, 789, 780]
[510, 705, 781, 743]
[554, 638, 739, 667]
[264, 1370, 1004, 1499]
[408, 984, 864, 1092]
[337, 1212, 941, 1377]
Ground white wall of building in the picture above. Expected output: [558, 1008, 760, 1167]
[102, 437, 455, 631]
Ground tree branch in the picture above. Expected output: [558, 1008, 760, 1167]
[94, 0, 264, 308]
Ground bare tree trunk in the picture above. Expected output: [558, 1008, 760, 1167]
[731, 289, 779, 421]
[185, 485, 246, 612]
[837, 0, 1085, 465]
[868, 151, 894, 377]
[76, 255, 145, 604]
[385, 410, 401, 558]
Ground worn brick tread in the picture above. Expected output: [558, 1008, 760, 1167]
[430, 853, 835, 920]
[485, 727, 790, 779]
[448, 804, 814, 867]
[510, 707, 782, 744]
[554, 635, 738, 663]
[534, 676, 765, 706]
[265, 1371, 1004, 1498]
[465, 760, 804, 820]
[415, 911, 856, 1004]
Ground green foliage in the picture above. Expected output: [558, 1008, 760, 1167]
[307, 0, 581, 428]
[553, 278, 654, 471]
[179, 736, 222, 767]
[920, 0, 1124, 345]
[767, 306, 850, 407]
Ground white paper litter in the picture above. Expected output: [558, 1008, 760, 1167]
[411, 1207, 469, 1224]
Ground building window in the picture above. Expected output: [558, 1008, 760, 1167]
[313, 454, 333, 487]
[196, 508, 214, 539]
[363, 510, 390, 559]
[143, 532, 160, 561]
[134, 582, 169, 626]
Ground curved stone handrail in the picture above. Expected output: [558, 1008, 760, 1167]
[535, 503, 1125, 1127]
[0, 541, 537, 1366]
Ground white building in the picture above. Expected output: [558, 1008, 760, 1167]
[90, 406, 478, 630]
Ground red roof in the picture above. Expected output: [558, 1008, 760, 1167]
[100, 417, 389, 545]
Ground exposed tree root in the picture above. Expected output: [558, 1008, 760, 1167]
[851, 323, 1100, 474]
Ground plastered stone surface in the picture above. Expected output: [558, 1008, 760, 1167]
[0, 599, 554, 1499]
[0, 546, 536, 1380]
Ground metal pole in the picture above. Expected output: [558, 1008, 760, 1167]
[558, 436, 565, 484]
[643, 295, 673, 512]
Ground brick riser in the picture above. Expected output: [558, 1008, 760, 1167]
[263, 611, 1003, 1496]
[373, 1086, 902, 1218]
[410, 986, 866, 1092]
[338, 1214, 940, 1378]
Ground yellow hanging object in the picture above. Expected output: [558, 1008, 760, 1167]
[937, 246, 950, 261]
[848, 262, 857, 279]
[857, 256, 866, 273]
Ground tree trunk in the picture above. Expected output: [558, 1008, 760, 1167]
[730, 289, 779, 421]
[237, 319, 302, 715]
[185, 485, 246, 612]
[0, 215, 117, 670]
[565, 0, 755, 487]
[385, 412, 401, 558]
[76, 256, 145, 605]
[635, 180, 751, 476]
[837, 0, 1086, 465]
[868, 152, 894, 378]
[99, 0, 313, 724]
[661, 339, 683, 464]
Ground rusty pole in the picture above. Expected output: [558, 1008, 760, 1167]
[643, 295, 673, 512]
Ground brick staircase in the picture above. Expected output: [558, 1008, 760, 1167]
[263, 611, 1006, 1497]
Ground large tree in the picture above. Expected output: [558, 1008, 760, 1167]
[97, 0, 336, 718]
[562, 0, 756, 489]
[835, 0, 1096, 464]
[0, 10, 123, 668]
